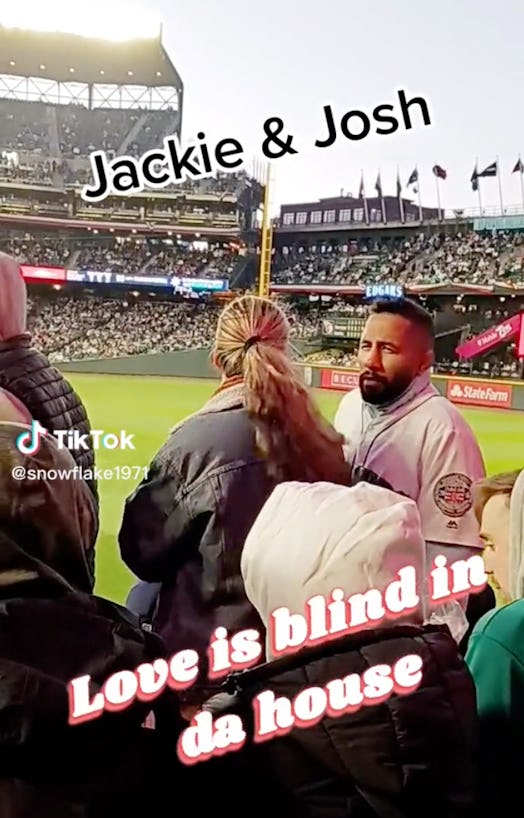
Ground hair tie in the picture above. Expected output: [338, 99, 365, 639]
[244, 335, 260, 351]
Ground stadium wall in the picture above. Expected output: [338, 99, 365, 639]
[60, 349, 216, 378]
[58, 353, 524, 411]
[311, 366, 524, 412]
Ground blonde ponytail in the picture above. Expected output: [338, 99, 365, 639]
[214, 295, 350, 485]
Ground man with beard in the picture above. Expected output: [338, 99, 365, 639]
[334, 298, 493, 649]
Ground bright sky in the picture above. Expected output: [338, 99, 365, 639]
[4, 0, 524, 213]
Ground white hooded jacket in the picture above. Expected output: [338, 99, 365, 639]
[241, 480, 426, 659]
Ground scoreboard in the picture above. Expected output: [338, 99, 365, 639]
[322, 314, 365, 341]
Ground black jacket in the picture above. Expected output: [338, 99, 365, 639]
[0, 585, 183, 818]
[213, 624, 479, 818]
[119, 403, 281, 705]
[0, 336, 98, 504]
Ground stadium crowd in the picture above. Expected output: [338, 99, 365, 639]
[0, 98, 247, 199]
[24, 290, 522, 379]
[26, 295, 321, 361]
[0, 261, 522, 815]
[1, 228, 523, 288]
[274, 229, 524, 286]
[1, 30, 524, 818]
[1, 235, 241, 280]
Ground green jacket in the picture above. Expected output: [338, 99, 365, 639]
[466, 599, 524, 813]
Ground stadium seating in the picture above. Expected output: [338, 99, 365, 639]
[273, 230, 524, 286]
[26, 296, 321, 362]
[1, 236, 240, 280]
[0, 97, 248, 202]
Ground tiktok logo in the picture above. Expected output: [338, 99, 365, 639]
[16, 420, 48, 454]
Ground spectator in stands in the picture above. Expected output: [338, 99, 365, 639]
[0, 421, 179, 818]
[207, 481, 479, 817]
[0, 253, 99, 577]
[334, 298, 494, 648]
[272, 229, 524, 287]
[465, 468, 524, 817]
[118, 294, 350, 713]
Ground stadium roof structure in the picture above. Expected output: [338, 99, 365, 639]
[0, 26, 183, 90]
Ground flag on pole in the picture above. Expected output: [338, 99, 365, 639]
[396, 168, 405, 222]
[479, 161, 497, 178]
[432, 164, 447, 180]
[471, 163, 479, 192]
[359, 170, 369, 224]
[472, 160, 497, 192]
[375, 171, 386, 222]
[406, 168, 418, 187]
[512, 156, 524, 210]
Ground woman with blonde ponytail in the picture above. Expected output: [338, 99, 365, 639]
[214, 294, 350, 483]
[119, 294, 350, 710]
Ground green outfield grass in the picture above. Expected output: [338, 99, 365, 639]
[64, 373, 524, 605]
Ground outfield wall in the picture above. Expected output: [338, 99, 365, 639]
[59, 351, 524, 411]
[306, 366, 524, 412]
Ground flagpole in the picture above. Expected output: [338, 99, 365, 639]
[397, 165, 405, 224]
[519, 155, 524, 211]
[416, 165, 423, 222]
[496, 155, 504, 215]
[378, 168, 387, 224]
[434, 164, 442, 220]
[476, 156, 483, 213]
[361, 168, 369, 225]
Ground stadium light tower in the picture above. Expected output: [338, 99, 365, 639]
[0, 4, 183, 130]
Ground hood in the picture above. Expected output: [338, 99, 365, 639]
[0, 252, 27, 341]
[510, 468, 524, 600]
[0, 421, 97, 594]
[241, 480, 425, 657]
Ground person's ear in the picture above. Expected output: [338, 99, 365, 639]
[419, 348, 434, 373]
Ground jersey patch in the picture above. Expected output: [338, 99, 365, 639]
[433, 473, 473, 518]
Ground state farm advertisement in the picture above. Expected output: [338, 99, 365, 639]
[446, 379, 513, 408]
[320, 369, 360, 391]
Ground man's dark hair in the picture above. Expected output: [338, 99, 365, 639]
[369, 298, 434, 340]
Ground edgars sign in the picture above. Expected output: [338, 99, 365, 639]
[365, 283, 404, 300]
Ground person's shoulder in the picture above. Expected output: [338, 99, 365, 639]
[335, 388, 361, 417]
[163, 406, 253, 464]
[470, 600, 524, 656]
[422, 394, 477, 437]
[173, 405, 249, 439]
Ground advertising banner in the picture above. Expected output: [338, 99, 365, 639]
[364, 283, 404, 300]
[320, 369, 360, 391]
[66, 270, 170, 288]
[446, 379, 512, 408]
[455, 312, 521, 360]
[20, 265, 67, 284]
[65, 270, 228, 294]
